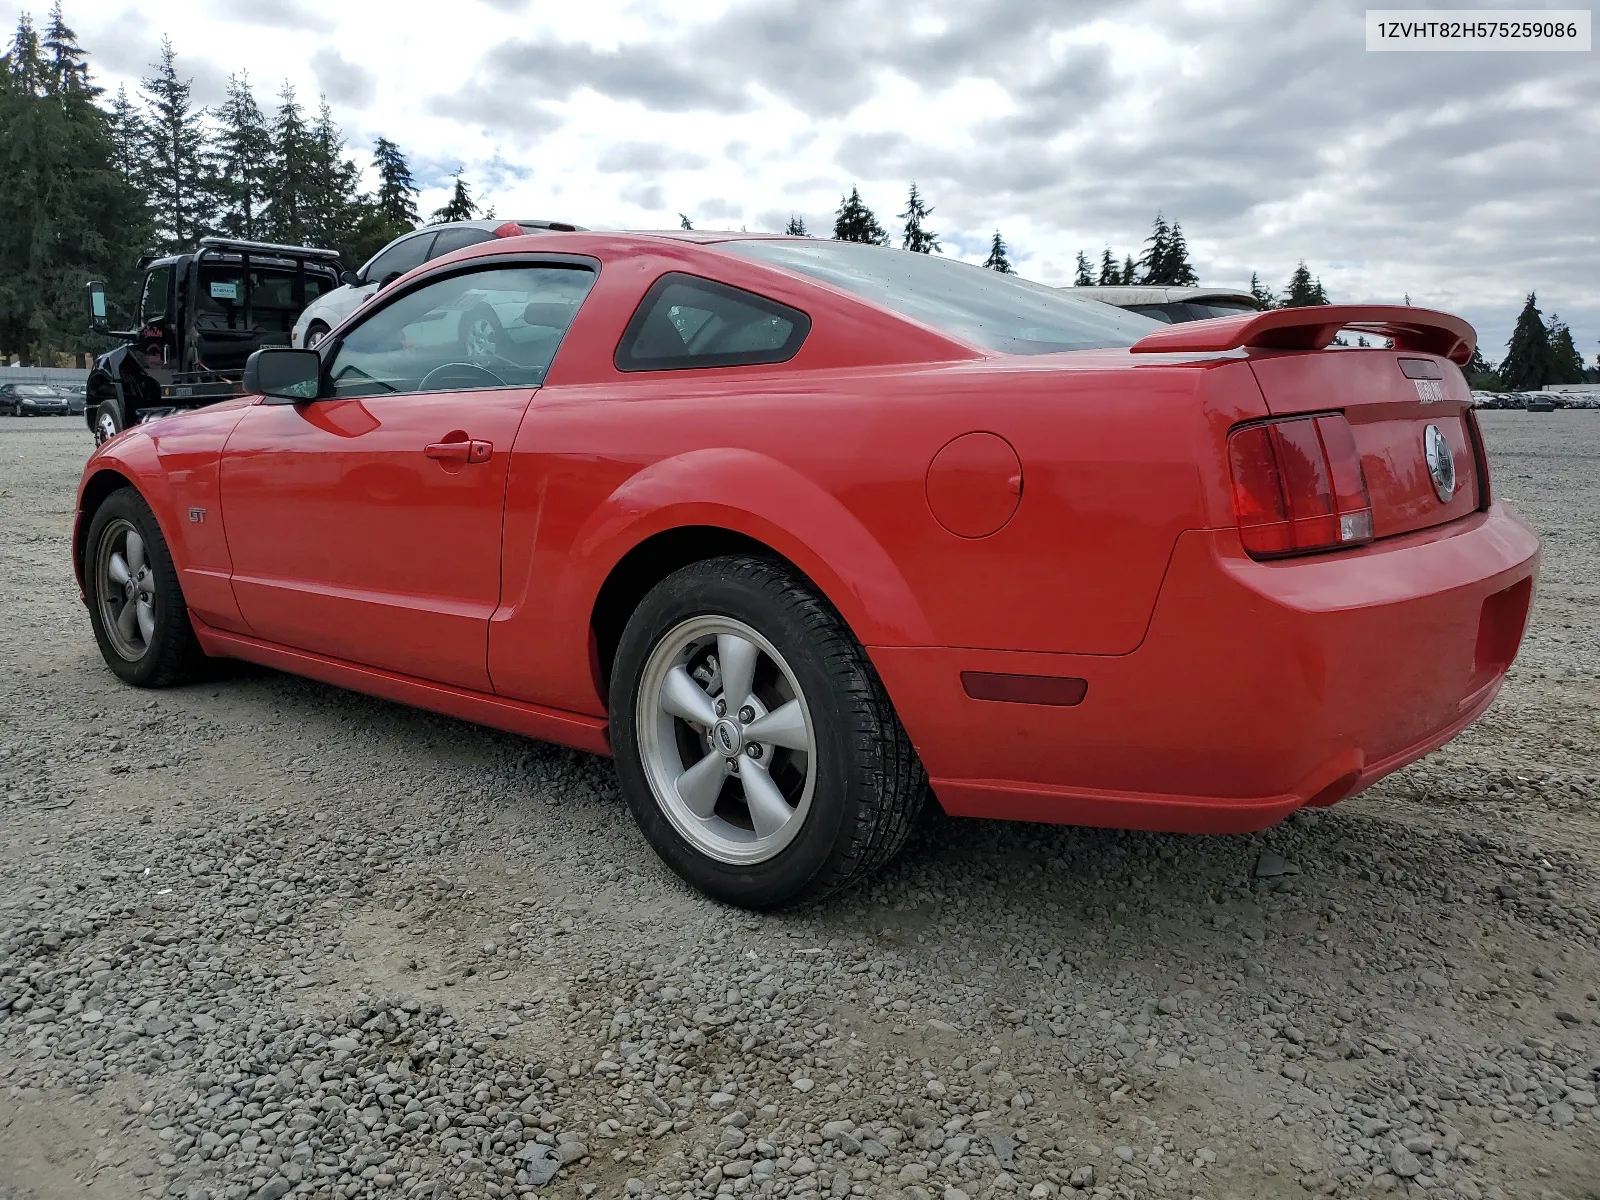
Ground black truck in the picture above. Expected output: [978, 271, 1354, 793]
[85, 237, 344, 443]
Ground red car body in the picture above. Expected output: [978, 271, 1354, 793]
[74, 232, 1539, 834]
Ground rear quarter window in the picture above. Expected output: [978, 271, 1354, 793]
[615, 273, 810, 371]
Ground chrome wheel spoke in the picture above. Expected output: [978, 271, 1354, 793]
[107, 552, 131, 587]
[124, 530, 146, 575]
[661, 665, 717, 728]
[116, 599, 139, 643]
[738, 756, 795, 840]
[716, 633, 759, 711]
[675, 749, 729, 819]
[742, 698, 810, 752]
[135, 599, 156, 646]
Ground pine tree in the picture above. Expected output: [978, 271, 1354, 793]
[305, 96, 361, 249]
[1498, 293, 1551, 391]
[1121, 254, 1136, 286]
[372, 137, 418, 226]
[1074, 251, 1093, 287]
[0, 13, 149, 362]
[212, 72, 270, 240]
[105, 84, 144, 186]
[1137, 213, 1170, 284]
[40, 3, 91, 97]
[1097, 248, 1117, 286]
[1546, 315, 1585, 385]
[1281, 261, 1328, 307]
[262, 83, 316, 242]
[678, 212, 693, 230]
[1164, 221, 1198, 285]
[832, 186, 887, 245]
[432, 170, 478, 223]
[140, 37, 213, 252]
[899, 182, 940, 253]
[1248, 272, 1275, 311]
[1464, 345, 1499, 389]
[784, 214, 807, 235]
[982, 231, 1012, 273]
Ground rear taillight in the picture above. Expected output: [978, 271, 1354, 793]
[1228, 414, 1374, 559]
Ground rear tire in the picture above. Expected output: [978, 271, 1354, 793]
[84, 488, 206, 687]
[611, 555, 925, 909]
[93, 399, 123, 445]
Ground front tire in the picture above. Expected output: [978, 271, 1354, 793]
[611, 556, 925, 908]
[84, 488, 206, 686]
[305, 321, 330, 349]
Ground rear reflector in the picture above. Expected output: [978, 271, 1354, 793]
[1228, 414, 1374, 559]
[962, 671, 1088, 707]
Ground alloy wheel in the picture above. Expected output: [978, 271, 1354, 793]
[96, 518, 157, 661]
[635, 615, 817, 866]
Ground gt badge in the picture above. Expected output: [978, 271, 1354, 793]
[1423, 425, 1455, 504]
[189, 507, 206, 523]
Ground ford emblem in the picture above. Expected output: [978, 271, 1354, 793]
[1423, 424, 1455, 504]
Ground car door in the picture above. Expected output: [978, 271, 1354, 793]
[219, 259, 597, 690]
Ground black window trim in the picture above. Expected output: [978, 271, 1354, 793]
[613, 271, 811, 373]
[306, 253, 603, 402]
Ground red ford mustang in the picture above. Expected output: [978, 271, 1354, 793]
[74, 232, 1539, 907]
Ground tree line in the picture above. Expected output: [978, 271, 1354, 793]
[0, 6, 436, 364]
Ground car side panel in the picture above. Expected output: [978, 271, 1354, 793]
[487, 354, 1246, 716]
[79, 399, 256, 632]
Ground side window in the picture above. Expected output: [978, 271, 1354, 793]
[362, 232, 436, 287]
[427, 226, 495, 260]
[325, 264, 596, 398]
[614, 273, 810, 371]
[139, 266, 173, 324]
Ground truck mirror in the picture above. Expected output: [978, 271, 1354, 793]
[87, 281, 108, 332]
[243, 348, 323, 402]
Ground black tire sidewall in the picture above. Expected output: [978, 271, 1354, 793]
[94, 399, 123, 444]
[611, 563, 860, 909]
[84, 489, 193, 687]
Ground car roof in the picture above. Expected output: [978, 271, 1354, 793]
[1062, 285, 1256, 305]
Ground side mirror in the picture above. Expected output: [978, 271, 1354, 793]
[341, 270, 363, 288]
[243, 347, 323, 401]
[87, 280, 108, 332]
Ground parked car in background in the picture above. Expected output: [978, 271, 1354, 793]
[61, 382, 88, 415]
[291, 219, 585, 349]
[0, 383, 70, 416]
[1064, 285, 1258, 324]
[75, 231, 1537, 909]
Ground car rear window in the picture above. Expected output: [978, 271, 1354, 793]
[719, 239, 1155, 354]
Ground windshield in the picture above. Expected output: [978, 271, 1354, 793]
[1126, 300, 1257, 324]
[18, 386, 58, 396]
[719, 239, 1157, 354]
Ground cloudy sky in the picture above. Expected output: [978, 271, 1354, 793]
[7, 0, 1596, 359]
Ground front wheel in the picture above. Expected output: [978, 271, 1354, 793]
[305, 321, 330, 349]
[84, 488, 206, 686]
[611, 556, 925, 908]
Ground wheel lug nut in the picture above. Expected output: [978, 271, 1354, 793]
[746, 744, 763, 759]
[716, 699, 727, 717]
[738, 706, 755, 724]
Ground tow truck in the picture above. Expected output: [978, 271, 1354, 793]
[85, 237, 344, 444]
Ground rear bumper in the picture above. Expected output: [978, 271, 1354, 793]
[872, 502, 1539, 833]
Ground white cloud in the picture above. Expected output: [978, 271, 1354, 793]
[8, 0, 1594, 357]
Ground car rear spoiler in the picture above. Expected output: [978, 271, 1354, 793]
[1128, 304, 1476, 365]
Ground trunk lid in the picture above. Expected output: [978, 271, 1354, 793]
[1247, 350, 1481, 539]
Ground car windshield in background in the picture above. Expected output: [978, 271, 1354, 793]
[17, 386, 60, 396]
[1126, 301, 1258, 324]
[719, 239, 1157, 354]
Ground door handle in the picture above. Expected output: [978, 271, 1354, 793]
[424, 439, 492, 464]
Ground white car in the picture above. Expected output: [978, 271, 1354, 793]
[292, 219, 583, 349]
[1061, 285, 1257, 324]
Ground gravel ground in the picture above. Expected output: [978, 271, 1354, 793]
[2, 412, 1597, 1200]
